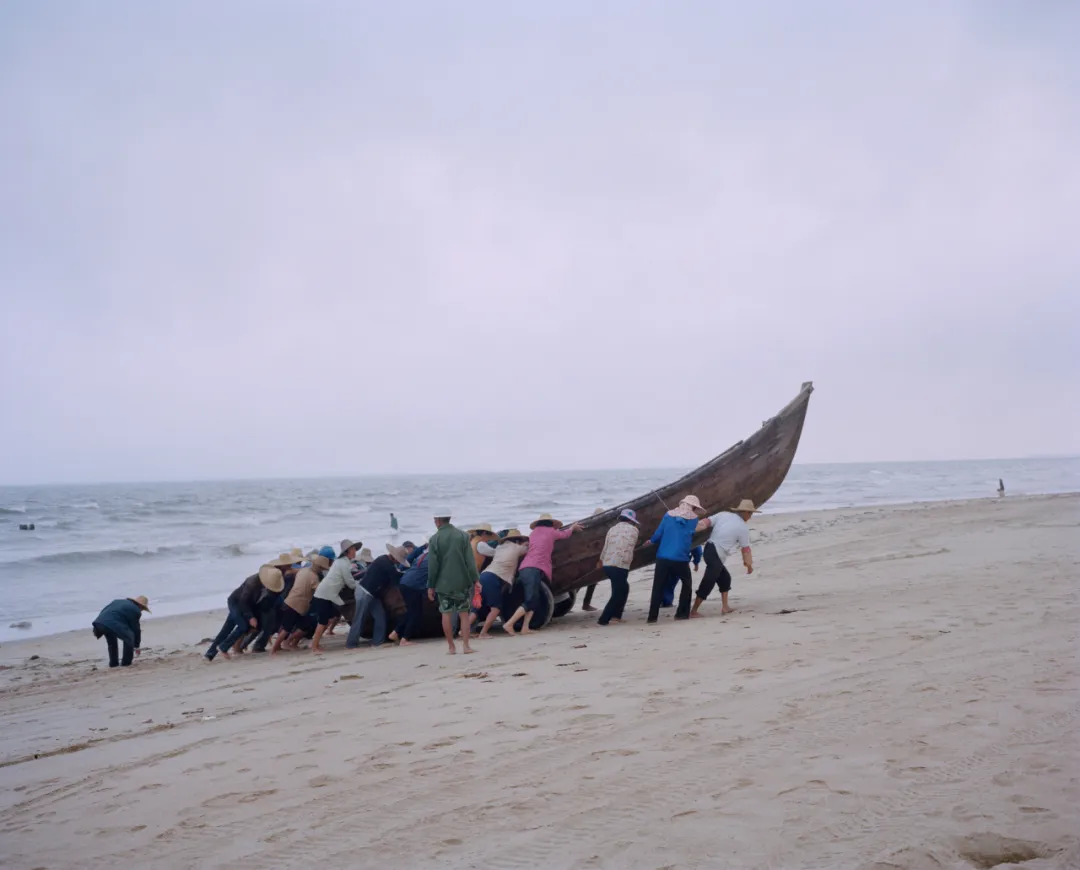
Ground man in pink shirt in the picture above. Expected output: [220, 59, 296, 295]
[502, 513, 583, 635]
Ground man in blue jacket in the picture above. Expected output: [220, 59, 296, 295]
[92, 596, 150, 667]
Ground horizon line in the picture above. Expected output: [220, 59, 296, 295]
[1, 454, 1076, 489]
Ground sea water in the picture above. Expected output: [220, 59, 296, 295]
[1, 457, 1076, 641]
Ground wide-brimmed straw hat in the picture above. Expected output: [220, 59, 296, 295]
[339, 538, 360, 555]
[731, 499, 762, 514]
[530, 513, 564, 529]
[467, 523, 495, 536]
[269, 552, 297, 568]
[259, 565, 285, 593]
[386, 543, 411, 566]
[358, 547, 374, 563]
[129, 595, 151, 612]
[311, 554, 332, 571]
[680, 495, 707, 514]
[499, 528, 529, 543]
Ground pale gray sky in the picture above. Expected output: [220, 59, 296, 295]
[1, 1, 1077, 484]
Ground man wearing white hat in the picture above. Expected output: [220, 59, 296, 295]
[690, 499, 759, 618]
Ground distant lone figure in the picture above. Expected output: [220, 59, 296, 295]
[998, 479, 1005, 497]
[390, 512, 399, 532]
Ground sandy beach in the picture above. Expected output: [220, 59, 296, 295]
[0, 494, 1077, 869]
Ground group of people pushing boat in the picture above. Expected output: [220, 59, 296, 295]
[90, 496, 761, 667]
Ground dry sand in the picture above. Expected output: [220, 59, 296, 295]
[1, 494, 1077, 870]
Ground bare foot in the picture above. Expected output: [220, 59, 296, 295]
[311, 646, 324, 655]
[446, 646, 457, 655]
[463, 646, 476, 654]
[219, 651, 232, 660]
[582, 605, 597, 612]
[610, 618, 623, 624]
[721, 607, 735, 615]
[477, 633, 490, 639]
[399, 639, 413, 646]
[388, 631, 399, 643]
[503, 625, 517, 636]
[690, 612, 703, 619]
[520, 626, 532, 635]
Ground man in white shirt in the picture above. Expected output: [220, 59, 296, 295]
[689, 499, 759, 617]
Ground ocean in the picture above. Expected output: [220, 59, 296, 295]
[1, 457, 1077, 642]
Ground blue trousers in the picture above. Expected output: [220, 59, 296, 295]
[346, 589, 388, 648]
[205, 602, 251, 660]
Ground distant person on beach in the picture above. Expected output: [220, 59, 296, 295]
[503, 514, 584, 635]
[644, 495, 711, 623]
[427, 511, 480, 654]
[272, 553, 331, 653]
[998, 479, 1005, 497]
[690, 499, 760, 618]
[204, 566, 284, 661]
[390, 512, 399, 532]
[310, 539, 361, 654]
[346, 544, 410, 649]
[92, 596, 150, 668]
[473, 528, 529, 638]
[596, 509, 640, 626]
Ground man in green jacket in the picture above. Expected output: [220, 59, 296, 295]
[427, 510, 480, 654]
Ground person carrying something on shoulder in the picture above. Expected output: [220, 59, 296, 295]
[427, 510, 480, 655]
[474, 528, 529, 639]
[502, 513, 584, 636]
[273, 552, 331, 653]
[596, 509, 641, 626]
[643, 495, 711, 623]
[309, 539, 361, 654]
[205, 565, 284, 661]
[346, 544, 410, 649]
[690, 499, 759, 618]
[92, 595, 150, 668]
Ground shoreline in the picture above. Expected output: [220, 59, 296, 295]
[1, 490, 1074, 654]
[1, 491, 1076, 868]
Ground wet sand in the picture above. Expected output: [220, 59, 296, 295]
[1, 494, 1077, 869]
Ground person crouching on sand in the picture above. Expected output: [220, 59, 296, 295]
[272, 553, 331, 653]
[503, 514, 583, 635]
[92, 596, 150, 668]
[310, 539, 361, 654]
[241, 551, 303, 653]
[597, 510, 641, 625]
[427, 510, 480, 654]
[473, 528, 529, 638]
[204, 566, 284, 661]
[689, 499, 759, 618]
[644, 495, 712, 623]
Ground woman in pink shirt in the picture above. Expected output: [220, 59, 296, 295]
[502, 513, 583, 635]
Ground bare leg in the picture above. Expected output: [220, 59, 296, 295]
[271, 631, 286, 654]
[721, 592, 734, 614]
[442, 613, 456, 654]
[326, 616, 339, 636]
[311, 624, 327, 654]
[461, 614, 475, 653]
[519, 611, 535, 635]
[690, 596, 705, 618]
[479, 608, 500, 638]
[503, 606, 525, 635]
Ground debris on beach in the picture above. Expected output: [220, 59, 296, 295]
[9, 621, 31, 630]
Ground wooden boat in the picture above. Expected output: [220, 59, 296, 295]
[353, 381, 814, 636]
[501, 381, 815, 625]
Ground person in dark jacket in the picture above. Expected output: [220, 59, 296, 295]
[346, 545, 410, 649]
[92, 596, 150, 667]
[240, 552, 302, 653]
[389, 550, 430, 645]
[204, 566, 284, 661]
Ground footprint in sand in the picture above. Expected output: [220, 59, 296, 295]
[307, 774, 342, 789]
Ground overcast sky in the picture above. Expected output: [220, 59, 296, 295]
[0, 1, 1077, 485]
